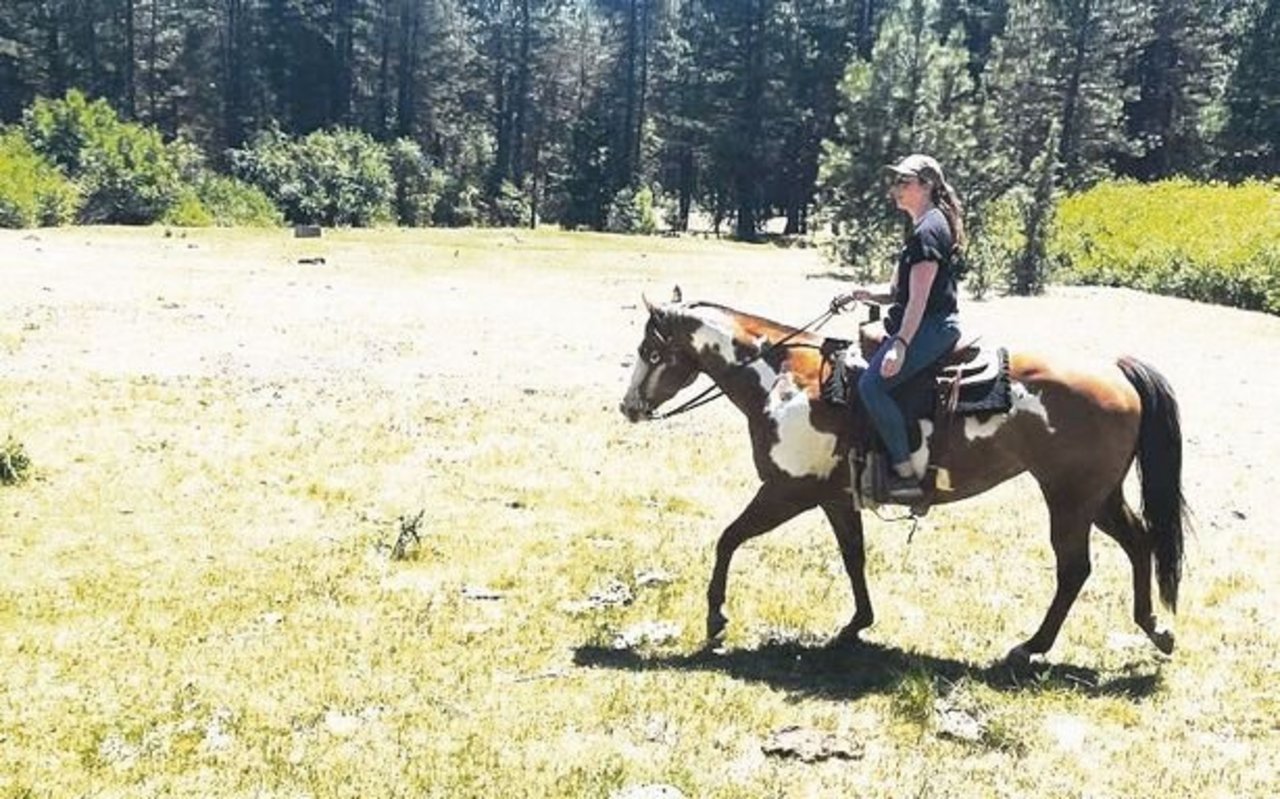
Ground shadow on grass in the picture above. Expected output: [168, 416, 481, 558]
[573, 638, 1162, 702]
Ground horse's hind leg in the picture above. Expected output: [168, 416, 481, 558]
[1008, 497, 1095, 664]
[1094, 488, 1175, 654]
[706, 481, 811, 644]
[820, 500, 873, 644]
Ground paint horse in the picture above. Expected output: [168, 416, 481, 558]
[619, 289, 1186, 664]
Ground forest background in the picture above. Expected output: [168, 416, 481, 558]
[1, 0, 1278, 309]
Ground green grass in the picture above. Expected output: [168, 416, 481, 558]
[0, 226, 1278, 797]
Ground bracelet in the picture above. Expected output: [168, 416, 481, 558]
[890, 335, 910, 349]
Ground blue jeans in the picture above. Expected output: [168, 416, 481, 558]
[858, 315, 960, 466]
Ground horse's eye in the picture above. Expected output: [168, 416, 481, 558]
[648, 350, 663, 365]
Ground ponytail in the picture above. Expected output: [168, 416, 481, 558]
[932, 180, 967, 256]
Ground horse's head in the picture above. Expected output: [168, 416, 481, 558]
[620, 286, 702, 422]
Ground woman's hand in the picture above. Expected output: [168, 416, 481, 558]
[880, 338, 906, 378]
[830, 288, 874, 313]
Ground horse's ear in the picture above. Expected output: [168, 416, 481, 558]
[671, 285, 683, 304]
[643, 293, 658, 315]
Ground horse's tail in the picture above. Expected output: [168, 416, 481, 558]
[1117, 356, 1187, 612]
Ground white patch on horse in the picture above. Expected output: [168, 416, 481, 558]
[963, 381, 1056, 441]
[688, 309, 736, 367]
[910, 420, 934, 478]
[765, 373, 839, 479]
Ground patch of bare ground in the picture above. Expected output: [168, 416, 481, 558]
[1, 226, 1277, 797]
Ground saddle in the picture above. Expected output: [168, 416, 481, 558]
[819, 321, 1013, 513]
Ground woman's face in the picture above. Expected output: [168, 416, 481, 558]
[889, 174, 928, 213]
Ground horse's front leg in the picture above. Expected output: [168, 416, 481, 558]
[706, 481, 812, 645]
[820, 499, 873, 644]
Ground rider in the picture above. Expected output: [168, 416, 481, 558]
[831, 153, 967, 501]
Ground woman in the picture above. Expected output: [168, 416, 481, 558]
[831, 153, 967, 501]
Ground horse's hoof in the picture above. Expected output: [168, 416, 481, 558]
[1004, 645, 1033, 668]
[706, 611, 728, 643]
[832, 615, 873, 646]
[1151, 628, 1175, 655]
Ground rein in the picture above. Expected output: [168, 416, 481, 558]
[650, 306, 840, 421]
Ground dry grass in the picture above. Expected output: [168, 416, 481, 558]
[1, 226, 1278, 797]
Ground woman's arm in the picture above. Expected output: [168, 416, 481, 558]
[895, 260, 938, 346]
[879, 260, 937, 378]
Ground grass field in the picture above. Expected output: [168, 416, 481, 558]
[2, 226, 1279, 798]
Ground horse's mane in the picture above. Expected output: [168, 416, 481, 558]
[683, 301, 824, 346]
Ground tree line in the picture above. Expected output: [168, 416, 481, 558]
[1, 0, 1277, 248]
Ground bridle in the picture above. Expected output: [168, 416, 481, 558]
[644, 306, 840, 421]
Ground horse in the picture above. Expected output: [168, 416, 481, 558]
[619, 288, 1187, 664]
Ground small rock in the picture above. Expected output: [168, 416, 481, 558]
[590, 579, 634, 607]
[935, 705, 985, 742]
[461, 585, 505, 601]
[613, 621, 681, 650]
[634, 568, 675, 588]
[761, 725, 864, 762]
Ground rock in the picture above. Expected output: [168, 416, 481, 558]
[761, 725, 864, 762]
[933, 689, 988, 743]
[612, 621, 681, 650]
[634, 568, 675, 588]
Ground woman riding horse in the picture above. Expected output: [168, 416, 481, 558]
[831, 153, 967, 502]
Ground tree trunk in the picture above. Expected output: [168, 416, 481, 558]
[396, 0, 420, 137]
[124, 0, 136, 117]
[512, 0, 532, 185]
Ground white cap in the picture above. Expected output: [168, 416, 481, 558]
[885, 153, 945, 184]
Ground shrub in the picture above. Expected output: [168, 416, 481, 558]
[489, 180, 530, 228]
[605, 185, 657, 235]
[434, 177, 486, 228]
[1050, 179, 1280, 314]
[161, 189, 214, 227]
[23, 90, 183, 224]
[0, 129, 80, 227]
[231, 126, 393, 226]
[1, 436, 31, 486]
[387, 138, 444, 227]
[197, 175, 282, 227]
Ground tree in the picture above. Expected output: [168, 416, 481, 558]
[1221, 0, 1280, 176]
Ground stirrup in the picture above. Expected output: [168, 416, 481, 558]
[884, 471, 924, 503]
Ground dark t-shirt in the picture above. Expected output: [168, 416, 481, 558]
[885, 207, 959, 334]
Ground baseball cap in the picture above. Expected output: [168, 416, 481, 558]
[885, 153, 944, 183]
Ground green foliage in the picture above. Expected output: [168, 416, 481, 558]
[433, 177, 486, 228]
[1, 436, 32, 486]
[231, 127, 393, 227]
[605, 185, 657, 235]
[1050, 179, 1280, 314]
[161, 190, 215, 227]
[0, 129, 80, 228]
[194, 175, 283, 228]
[23, 90, 184, 224]
[387, 138, 444, 228]
[818, 0, 979, 273]
[489, 180, 531, 228]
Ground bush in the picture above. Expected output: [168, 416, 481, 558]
[434, 177, 486, 228]
[198, 175, 282, 227]
[23, 90, 183, 224]
[1050, 179, 1280, 314]
[605, 185, 657, 235]
[1, 436, 31, 486]
[489, 180, 530, 228]
[231, 126, 393, 226]
[0, 129, 80, 227]
[387, 138, 444, 227]
[161, 189, 215, 227]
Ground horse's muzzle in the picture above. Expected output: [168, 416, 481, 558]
[619, 401, 651, 422]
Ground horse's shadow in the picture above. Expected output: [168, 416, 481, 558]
[573, 638, 1163, 702]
